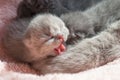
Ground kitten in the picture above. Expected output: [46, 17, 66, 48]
[60, 12, 96, 44]
[2, 14, 69, 62]
[33, 19, 120, 74]
[61, 0, 120, 44]
[17, 0, 102, 18]
[29, 0, 120, 74]
[17, 0, 102, 45]
[60, 0, 102, 11]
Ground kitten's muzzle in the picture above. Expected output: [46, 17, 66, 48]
[54, 35, 66, 55]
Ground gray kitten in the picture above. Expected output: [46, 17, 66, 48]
[31, 0, 120, 74]
[2, 14, 69, 62]
[17, 0, 102, 18]
[33, 19, 120, 74]
[3, 0, 120, 74]
[17, 0, 102, 45]
[61, 12, 95, 44]
[61, 0, 120, 44]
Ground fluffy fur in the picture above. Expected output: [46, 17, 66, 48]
[17, 0, 102, 18]
[32, 19, 120, 74]
[2, 14, 69, 62]
[3, 0, 120, 75]
[17, 0, 102, 45]
[61, 0, 120, 44]
[61, 12, 95, 44]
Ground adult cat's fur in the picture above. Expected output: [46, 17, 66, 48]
[61, 0, 120, 44]
[2, 14, 69, 62]
[17, 0, 102, 18]
[33, 20, 120, 74]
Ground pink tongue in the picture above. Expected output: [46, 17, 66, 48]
[54, 44, 66, 55]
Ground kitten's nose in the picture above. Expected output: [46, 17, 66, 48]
[57, 35, 63, 39]
[54, 35, 66, 55]
[56, 35, 64, 42]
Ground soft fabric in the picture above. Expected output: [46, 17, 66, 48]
[0, 0, 40, 74]
[0, 0, 120, 80]
[0, 59, 120, 80]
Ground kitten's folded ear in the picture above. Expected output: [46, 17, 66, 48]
[23, 37, 34, 49]
[17, 1, 34, 18]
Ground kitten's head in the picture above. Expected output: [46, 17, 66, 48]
[61, 12, 95, 44]
[23, 14, 69, 61]
[24, 0, 51, 13]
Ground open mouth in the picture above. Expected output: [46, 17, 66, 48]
[54, 35, 66, 55]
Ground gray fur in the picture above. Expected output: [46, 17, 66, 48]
[2, 14, 69, 62]
[30, 0, 120, 74]
[33, 20, 120, 74]
[3, 0, 120, 74]
[61, 0, 120, 44]
[17, 0, 102, 18]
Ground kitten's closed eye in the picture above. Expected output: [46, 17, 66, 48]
[46, 35, 64, 44]
[75, 31, 86, 39]
[67, 31, 95, 44]
[66, 31, 86, 45]
[40, 31, 60, 40]
[40, 35, 54, 43]
[47, 55, 56, 58]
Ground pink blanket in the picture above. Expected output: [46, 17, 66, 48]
[1, 58, 120, 80]
[0, 0, 120, 80]
[0, 0, 40, 74]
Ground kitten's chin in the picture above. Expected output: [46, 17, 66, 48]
[46, 55, 57, 58]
